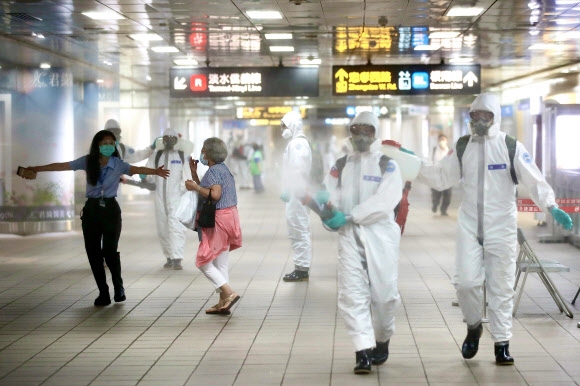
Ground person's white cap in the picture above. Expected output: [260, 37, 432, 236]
[104, 119, 120, 131]
[163, 128, 178, 137]
[350, 111, 379, 129]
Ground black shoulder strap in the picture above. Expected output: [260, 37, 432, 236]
[505, 134, 518, 185]
[379, 154, 391, 174]
[335, 155, 347, 188]
[456, 135, 471, 177]
[155, 150, 163, 169]
[336, 154, 391, 188]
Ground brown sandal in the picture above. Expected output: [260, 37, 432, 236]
[205, 299, 230, 315]
[219, 292, 240, 312]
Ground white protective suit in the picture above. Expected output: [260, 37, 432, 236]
[104, 119, 154, 163]
[145, 136, 192, 262]
[418, 93, 558, 342]
[325, 137, 403, 351]
[281, 111, 313, 271]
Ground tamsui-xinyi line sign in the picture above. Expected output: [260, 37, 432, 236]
[170, 67, 319, 98]
[332, 64, 481, 96]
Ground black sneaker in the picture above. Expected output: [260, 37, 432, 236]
[172, 259, 183, 270]
[283, 270, 309, 282]
[94, 294, 111, 306]
[114, 288, 126, 302]
[163, 258, 173, 268]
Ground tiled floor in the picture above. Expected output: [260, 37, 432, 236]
[1, 182, 579, 385]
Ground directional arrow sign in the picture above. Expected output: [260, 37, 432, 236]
[463, 71, 478, 87]
[173, 76, 187, 90]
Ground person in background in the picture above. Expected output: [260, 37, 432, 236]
[185, 137, 242, 315]
[249, 143, 265, 193]
[280, 111, 313, 282]
[104, 119, 155, 163]
[143, 129, 192, 270]
[230, 134, 252, 190]
[321, 111, 402, 374]
[19, 130, 169, 306]
[430, 133, 452, 216]
[417, 92, 573, 365]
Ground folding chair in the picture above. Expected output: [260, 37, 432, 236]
[513, 228, 573, 318]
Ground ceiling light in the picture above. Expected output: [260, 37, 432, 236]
[429, 31, 460, 39]
[82, 11, 124, 20]
[448, 57, 474, 64]
[414, 44, 440, 51]
[174, 58, 199, 66]
[129, 33, 163, 42]
[246, 11, 282, 19]
[269, 46, 294, 52]
[265, 33, 293, 40]
[40, 63, 51, 69]
[300, 58, 321, 65]
[146, 75, 151, 81]
[445, 7, 484, 17]
[557, 30, 580, 39]
[31, 32, 45, 39]
[151, 46, 179, 53]
[96, 79, 104, 83]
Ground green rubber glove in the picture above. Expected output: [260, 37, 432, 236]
[323, 210, 347, 230]
[551, 207, 573, 230]
[399, 147, 415, 155]
[139, 174, 146, 181]
[280, 192, 290, 203]
[315, 190, 330, 205]
[150, 136, 162, 150]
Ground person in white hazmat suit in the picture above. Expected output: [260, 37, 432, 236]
[280, 111, 313, 282]
[104, 119, 154, 163]
[418, 93, 573, 365]
[143, 129, 192, 270]
[322, 111, 402, 375]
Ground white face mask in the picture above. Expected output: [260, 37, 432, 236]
[282, 128, 292, 139]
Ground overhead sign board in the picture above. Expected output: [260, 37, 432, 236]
[236, 106, 306, 120]
[332, 64, 480, 96]
[170, 67, 318, 98]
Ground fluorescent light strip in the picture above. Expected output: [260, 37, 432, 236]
[82, 11, 124, 20]
[129, 33, 163, 42]
[448, 57, 474, 64]
[174, 58, 199, 66]
[414, 44, 440, 51]
[151, 46, 179, 53]
[429, 31, 460, 39]
[247, 11, 282, 19]
[270, 46, 294, 52]
[446, 7, 484, 17]
[265, 33, 293, 40]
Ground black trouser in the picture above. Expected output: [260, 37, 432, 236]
[431, 188, 451, 214]
[81, 198, 123, 296]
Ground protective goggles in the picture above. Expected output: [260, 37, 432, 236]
[349, 124, 375, 135]
[469, 110, 494, 121]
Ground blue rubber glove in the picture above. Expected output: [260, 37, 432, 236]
[399, 147, 415, 155]
[551, 207, 573, 230]
[139, 174, 146, 181]
[280, 192, 290, 203]
[315, 190, 330, 205]
[323, 211, 347, 230]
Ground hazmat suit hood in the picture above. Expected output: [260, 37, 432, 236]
[347, 111, 380, 152]
[281, 111, 305, 139]
[469, 93, 501, 138]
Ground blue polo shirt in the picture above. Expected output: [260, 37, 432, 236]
[70, 155, 131, 198]
[199, 163, 237, 210]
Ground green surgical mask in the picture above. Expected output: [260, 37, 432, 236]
[99, 144, 115, 157]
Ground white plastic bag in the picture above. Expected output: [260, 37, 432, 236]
[175, 191, 198, 230]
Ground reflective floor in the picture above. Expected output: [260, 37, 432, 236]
[1, 182, 579, 386]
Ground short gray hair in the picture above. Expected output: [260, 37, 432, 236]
[203, 137, 228, 163]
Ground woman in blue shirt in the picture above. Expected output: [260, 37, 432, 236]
[21, 130, 170, 306]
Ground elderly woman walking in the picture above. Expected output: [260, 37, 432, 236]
[185, 137, 242, 315]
